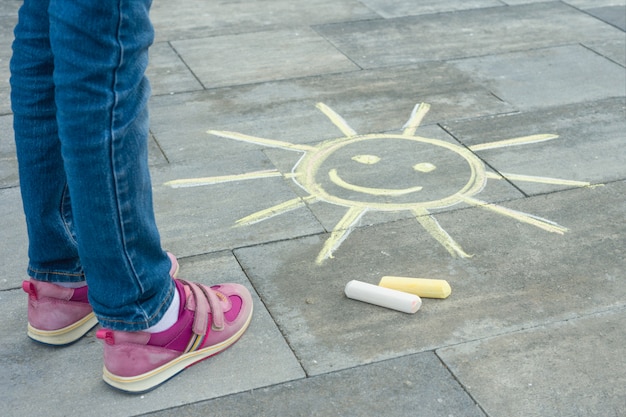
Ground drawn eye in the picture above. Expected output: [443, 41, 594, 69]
[413, 162, 436, 173]
[352, 154, 380, 164]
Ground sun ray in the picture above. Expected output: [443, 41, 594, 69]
[485, 171, 591, 187]
[207, 130, 315, 152]
[236, 195, 319, 227]
[412, 207, 473, 258]
[402, 102, 431, 136]
[460, 196, 568, 234]
[469, 134, 559, 151]
[165, 170, 283, 188]
[316, 206, 367, 264]
[316, 102, 358, 137]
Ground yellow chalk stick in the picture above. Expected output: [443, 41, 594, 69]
[379, 276, 451, 299]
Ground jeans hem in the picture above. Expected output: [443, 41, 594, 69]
[28, 266, 85, 283]
[94, 277, 176, 332]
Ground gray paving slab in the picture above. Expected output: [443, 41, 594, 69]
[147, 131, 169, 166]
[442, 98, 626, 195]
[148, 63, 513, 163]
[450, 45, 626, 110]
[0, 114, 17, 188]
[0, 0, 20, 16]
[315, 2, 625, 69]
[583, 38, 626, 67]
[0, 187, 27, 291]
[148, 42, 203, 96]
[144, 352, 487, 417]
[509, 1, 626, 7]
[171, 27, 360, 89]
[564, 0, 626, 9]
[0, 14, 17, 115]
[501, 0, 552, 4]
[151, 153, 325, 258]
[438, 308, 626, 417]
[586, 5, 626, 30]
[234, 180, 626, 375]
[0, 252, 305, 417]
[150, 0, 378, 42]
[359, 0, 502, 19]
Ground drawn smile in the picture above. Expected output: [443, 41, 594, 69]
[328, 169, 423, 196]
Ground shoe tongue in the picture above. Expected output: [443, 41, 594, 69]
[70, 285, 90, 302]
[147, 308, 195, 350]
[145, 280, 190, 350]
[175, 279, 187, 316]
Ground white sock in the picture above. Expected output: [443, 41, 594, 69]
[145, 289, 181, 333]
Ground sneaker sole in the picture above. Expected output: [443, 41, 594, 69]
[27, 312, 98, 346]
[102, 305, 253, 393]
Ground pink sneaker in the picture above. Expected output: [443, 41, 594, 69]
[22, 280, 97, 346]
[22, 252, 180, 346]
[167, 252, 180, 278]
[96, 279, 253, 393]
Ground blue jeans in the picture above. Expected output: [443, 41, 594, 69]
[10, 0, 175, 331]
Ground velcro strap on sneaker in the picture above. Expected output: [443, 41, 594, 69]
[198, 284, 225, 331]
[178, 280, 225, 335]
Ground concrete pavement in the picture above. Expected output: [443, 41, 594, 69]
[1, 1, 625, 416]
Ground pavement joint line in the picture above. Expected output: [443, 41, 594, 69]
[434, 349, 491, 417]
[433, 304, 626, 355]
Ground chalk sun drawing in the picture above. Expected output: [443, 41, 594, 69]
[165, 103, 591, 264]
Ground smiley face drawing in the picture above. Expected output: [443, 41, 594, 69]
[165, 103, 591, 264]
[298, 133, 485, 210]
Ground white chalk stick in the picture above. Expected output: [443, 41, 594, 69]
[344, 280, 422, 314]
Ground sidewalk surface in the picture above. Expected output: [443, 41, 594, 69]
[1, 1, 625, 416]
